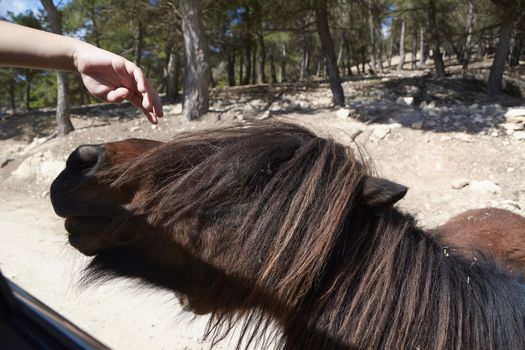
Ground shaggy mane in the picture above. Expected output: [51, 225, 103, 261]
[86, 122, 525, 349]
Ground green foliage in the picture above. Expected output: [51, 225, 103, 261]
[0, 0, 519, 112]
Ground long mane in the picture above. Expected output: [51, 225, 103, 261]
[90, 122, 525, 349]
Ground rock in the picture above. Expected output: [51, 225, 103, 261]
[336, 108, 351, 118]
[504, 110, 525, 128]
[468, 103, 479, 111]
[1, 157, 14, 168]
[257, 110, 271, 120]
[411, 121, 423, 129]
[12, 153, 65, 184]
[425, 120, 437, 127]
[501, 123, 524, 131]
[504, 107, 525, 119]
[129, 126, 140, 132]
[396, 96, 414, 106]
[472, 114, 484, 123]
[512, 131, 525, 140]
[451, 179, 469, 189]
[490, 131, 499, 137]
[470, 180, 501, 194]
[371, 125, 391, 140]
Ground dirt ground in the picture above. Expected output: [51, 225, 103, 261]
[0, 69, 524, 349]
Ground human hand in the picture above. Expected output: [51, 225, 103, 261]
[73, 43, 163, 124]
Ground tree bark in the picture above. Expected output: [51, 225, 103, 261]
[428, 0, 446, 78]
[9, 76, 16, 113]
[487, 21, 514, 97]
[462, 0, 475, 72]
[25, 72, 32, 110]
[165, 40, 180, 102]
[368, 2, 377, 70]
[397, 20, 406, 71]
[344, 39, 353, 76]
[133, 21, 143, 66]
[419, 27, 426, 66]
[226, 49, 236, 87]
[411, 26, 417, 70]
[251, 44, 257, 85]
[315, 0, 345, 106]
[301, 32, 310, 81]
[280, 38, 287, 82]
[256, 31, 266, 84]
[242, 43, 251, 85]
[269, 44, 278, 84]
[180, 0, 210, 120]
[387, 29, 394, 67]
[510, 30, 523, 66]
[239, 50, 244, 85]
[41, 0, 74, 135]
[376, 27, 384, 72]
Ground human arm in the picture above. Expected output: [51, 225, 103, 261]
[0, 21, 163, 123]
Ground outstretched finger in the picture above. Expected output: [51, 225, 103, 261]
[145, 79, 163, 118]
[130, 93, 157, 124]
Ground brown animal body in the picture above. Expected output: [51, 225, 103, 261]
[432, 207, 525, 277]
[50, 123, 525, 349]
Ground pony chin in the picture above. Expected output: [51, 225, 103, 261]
[65, 216, 112, 256]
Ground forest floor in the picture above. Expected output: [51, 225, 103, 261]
[0, 58, 524, 349]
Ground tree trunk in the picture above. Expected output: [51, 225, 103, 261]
[397, 20, 406, 71]
[226, 49, 236, 87]
[242, 43, 251, 85]
[280, 38, 287, 83]
[487, 21, 514, 97]
[510, 30, 523, 66]
[180, 0, 210, 120]
[56, 72, 73, 135]
[165, 41, 180, 102]
[133, 21, 143, 66]
[428, 0, 446, 78]
[25, 72, 31, 110]
[301, 32, 310, 81]
[377, 28, 384, 72]
[368, 2, 377, 70]
[337, 39, 344, 69]
[9, 77, 16, 113]
[315, 0, 345, 106]
[269, 44, 278, 84]
[361, 46, 366, 73]
[411, 27, 417, 70]
[251, 44, 257, 85]
[419, 27, 426, 66]
[462, 0, 475, 72]
[41, 0, 74, 135]
[387, 29, 394, 67]
[345, 39, 353, 76]
[256, 31, 266, 84]
[239, 50, 244, 85]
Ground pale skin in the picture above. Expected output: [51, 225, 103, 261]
[0, 21, 163, 124]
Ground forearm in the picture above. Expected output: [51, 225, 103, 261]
[0, 21, 88, 72]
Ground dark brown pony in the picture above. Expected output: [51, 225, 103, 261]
[50, 123, 525, 349]
[431, 207, 525, 278]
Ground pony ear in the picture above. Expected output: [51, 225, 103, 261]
[361, 176, 408, 209]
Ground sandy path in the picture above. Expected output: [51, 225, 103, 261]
[0, 194, 236, 350]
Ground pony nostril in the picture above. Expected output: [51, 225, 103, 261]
[67, 145, 106, 173]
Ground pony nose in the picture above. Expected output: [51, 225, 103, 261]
[66, 144, 107, 173]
